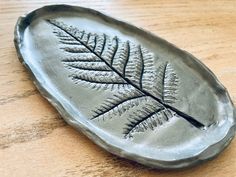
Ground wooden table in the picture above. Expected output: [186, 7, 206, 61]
[1, 0, 236, 176]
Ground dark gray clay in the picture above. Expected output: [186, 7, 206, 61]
[14, 5, 236, 169]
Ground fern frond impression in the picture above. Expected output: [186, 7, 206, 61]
[124, 107, 170, 138]
[163, 63, 179, 104]
[92, 89, 146, 120]
[48, 19, 204, 139]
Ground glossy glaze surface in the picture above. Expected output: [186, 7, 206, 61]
[14, 5, 236, 169]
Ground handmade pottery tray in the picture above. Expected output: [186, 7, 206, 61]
[14, 5, 236, 169]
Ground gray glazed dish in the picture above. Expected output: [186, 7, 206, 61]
[14, 5, 236, 169]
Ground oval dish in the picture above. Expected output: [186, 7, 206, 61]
[14, 5, 236, 169]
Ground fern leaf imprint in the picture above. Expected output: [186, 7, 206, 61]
[47, 19, 205, 138]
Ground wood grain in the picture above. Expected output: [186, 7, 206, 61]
[0, 0, 236, 176]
